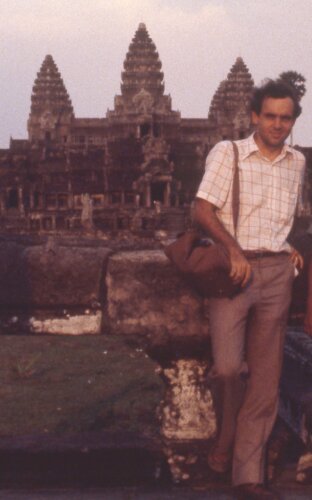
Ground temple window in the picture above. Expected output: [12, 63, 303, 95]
[153, 123, 161, 137]
[91, 171, 101, 183]
[91, 195, 103, 207]
[111, 192, 122, 204]
[42, 217, 52, 230]
[72, 218, 82, 229]
[178, 192, 186, 207]
[33, 191, 42, 209]
[125, 192, 135, 204]
[55, 216, 65, 230]
[96, 218, 114, 230]
[117, 217, 129, 230]
[93, 136, 103, 144]
[30, 219, 40, 230]
[46, 194, 57, 209]
[58, 194, 68, 208]
[142, 217, 155, 230]
[74, 195, 82, 207]
[6, 189, 18, 209]
[140, 123, 150, 137]
[23, 193, 30, 209]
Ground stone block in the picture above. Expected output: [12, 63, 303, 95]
[106, 250, 208, 340]
[0, 241, 111, 307]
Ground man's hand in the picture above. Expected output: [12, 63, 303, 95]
[289, 246, 304, 272]
[228, 247, 252, 288]
[193, 198, 252, 287]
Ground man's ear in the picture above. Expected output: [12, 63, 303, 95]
[251, 111, 259, 126]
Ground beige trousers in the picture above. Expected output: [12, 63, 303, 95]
[208, 254, 295, 486]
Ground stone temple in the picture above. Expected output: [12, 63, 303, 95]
[0, 23, 310, 236]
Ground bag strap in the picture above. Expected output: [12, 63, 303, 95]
[231, 141, 239, 239]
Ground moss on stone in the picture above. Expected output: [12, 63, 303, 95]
[0, 334, 164, 438]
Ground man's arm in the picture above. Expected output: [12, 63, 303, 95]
[304, 255, 312, 336]
[193, 198, 251, 287]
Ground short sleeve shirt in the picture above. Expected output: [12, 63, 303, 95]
[196, 134, 306, 252]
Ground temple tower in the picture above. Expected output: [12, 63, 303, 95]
[110, 23, 175, 116]
[107, 23, 181, 210]
[208, 57, 254, 142]
[27, 55, 74, 144]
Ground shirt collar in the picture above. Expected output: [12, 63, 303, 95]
[240, 133, 294, 161]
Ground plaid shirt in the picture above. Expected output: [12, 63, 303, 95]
[196, 134, 306, 252]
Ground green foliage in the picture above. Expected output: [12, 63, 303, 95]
[278, 71, 306, 101]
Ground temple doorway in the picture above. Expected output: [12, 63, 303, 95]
[151, 181, 166, 204]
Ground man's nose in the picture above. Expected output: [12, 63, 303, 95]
[273, 117, 282, 128]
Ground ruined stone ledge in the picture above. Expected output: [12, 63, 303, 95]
[106, 250, 209, 343]
[0, 431, 168, 489]
[0, 240, 111, 307]
[0, 243, 210, 339]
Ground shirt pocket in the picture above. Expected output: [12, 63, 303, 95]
[276, 188, 297, 223]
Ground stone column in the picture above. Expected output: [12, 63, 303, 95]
[145, 183, 151, 208]
[68, 192, 74, 210]
[159, 359, 216, 441]
[164, 182, 171, 207]
[18, 187, 25, 216]
[29, 191, 34, 210]
[0, 192, 6, 214]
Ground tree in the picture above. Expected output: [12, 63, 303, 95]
[278, 71, 306, 145]
[278, 71, 306, 101]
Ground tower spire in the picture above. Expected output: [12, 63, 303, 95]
[27, 55, 74, 143]
[121, 23, 164, 101]
[208, 57, 254, 141]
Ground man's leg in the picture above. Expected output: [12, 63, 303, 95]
[208, 289, 252, 456]
[232, 255, 295, 486]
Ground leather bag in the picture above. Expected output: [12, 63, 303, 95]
[164, 142, 241, 298]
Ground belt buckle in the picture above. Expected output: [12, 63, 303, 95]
[257, 250, 266, 258]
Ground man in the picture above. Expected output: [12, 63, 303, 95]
[194, 80, 305, 500]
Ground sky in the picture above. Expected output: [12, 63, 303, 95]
[1, 0, 312, 148]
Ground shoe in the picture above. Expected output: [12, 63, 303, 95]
[207, 447, 231, 473]
[234, 483, 280, 500]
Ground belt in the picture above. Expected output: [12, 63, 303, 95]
[243, 250, 289, 259]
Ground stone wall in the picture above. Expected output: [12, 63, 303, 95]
[0, 240, 209, 343]
[0, 239, 112, 335]
[0, 239, 216, 473]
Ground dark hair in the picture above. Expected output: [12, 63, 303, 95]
[250, 79, 302, 118]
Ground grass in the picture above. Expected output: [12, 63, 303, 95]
[0, 334, 164, 438]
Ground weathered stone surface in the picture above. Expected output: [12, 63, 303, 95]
[106, 250, 209, 340]
[159, 359, 216, 441]
[28, 310, 102, 335]
[0, 310, 103, 335]
[0, 240, 111, 307]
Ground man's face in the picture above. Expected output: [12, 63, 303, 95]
[251, 96, 296, 150]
